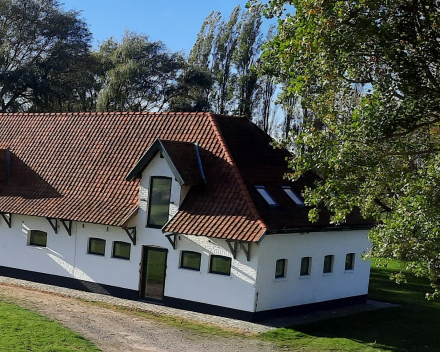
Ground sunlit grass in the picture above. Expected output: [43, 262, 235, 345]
[0, 300, 100, 351]
[260, 259, 440, 351]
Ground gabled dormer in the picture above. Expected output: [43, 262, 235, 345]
[126, 138, 205, 186]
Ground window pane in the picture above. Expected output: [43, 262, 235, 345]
[148, 177, 172, 227]
[283, 187, 304, 205]
[275, 259, 286, 278]
[300, 257, 311, 276]
[113, 242, 131, 259]
[89, 238, 105, 256]
[181, 251, 201, 271]
[30, 230, 47, 247]
[255, 186, 277, 206]
[210, 256, 231, 275]
[345, 253, 355, 270]
[323, 255, 334, 273]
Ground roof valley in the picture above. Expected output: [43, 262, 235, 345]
[208, 114, 267, 239]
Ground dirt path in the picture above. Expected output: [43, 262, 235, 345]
[0, 284, 280, 352]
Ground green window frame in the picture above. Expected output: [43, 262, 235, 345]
[300, 257, 311, 276]
[112, 241, 131, 260]
[345, 253, 355, 271]
[323, 255, 334, 273]
[180, 251, 202, 271]
[29, 230, 47, 247]
[88, 238, 106, 256]
[147, 176, 172, 228]
[209, 255, 232, 276]
[275, 259, 287, 278]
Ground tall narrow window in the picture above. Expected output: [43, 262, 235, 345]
[147, 176, 172, 228]
[323, 255, 334, 273]
[300, 257, 312, 276]
[275, 259, 287, 278]
[282, 186, 304, 206]
[345, 253, 355, 271]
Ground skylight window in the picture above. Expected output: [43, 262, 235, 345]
[255, 186, 278, 206]
[283, 186, 304, 206]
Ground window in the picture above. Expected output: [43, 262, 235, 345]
[323, 255, 334, 273]
[112, 241, 131, 260]
[282, 186, 304, 206]
[255, 186, 277, 206]
[300, 257, 312, 276]
[29, 230, 47, 247]
[209, 255, 232, 275]
[275, 259, 287, 278]
[345, 253, 355, 271]
[180, 251, 201, 271]
[147, 176, 172, 228]
[88, 238, 106, 256]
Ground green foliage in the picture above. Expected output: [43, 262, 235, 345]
[256, 0, 440, 295]
[0, 299, 99, 351]
[97, 31, 184, 112]
[0, 0, 97, 112]
[186, 5, 276, 119]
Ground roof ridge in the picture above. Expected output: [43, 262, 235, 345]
[207, 114, 267, 239]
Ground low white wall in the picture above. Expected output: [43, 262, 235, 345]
[255, 230, 371, 312]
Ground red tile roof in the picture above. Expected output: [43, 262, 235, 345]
[0, 112, 371, 243]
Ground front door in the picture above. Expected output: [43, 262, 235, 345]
[140, 246, 168, 300]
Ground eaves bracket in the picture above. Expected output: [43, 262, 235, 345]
[123, 227, 136, 245]
[226, 240, 251, 261]
[60, 219, 73, 236]
[1, 213, 11, 228]
[165, 234, 178, 249]
[46, 218, 58, 234]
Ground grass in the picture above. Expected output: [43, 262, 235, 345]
[260, 259, 440, 351]
[0, 299, 100, 352]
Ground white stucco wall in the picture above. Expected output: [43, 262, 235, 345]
[254, 230, 371, 312]
[0, 152, 371, 315]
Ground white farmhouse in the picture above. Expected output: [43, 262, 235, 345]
[0, 112, 372, 321]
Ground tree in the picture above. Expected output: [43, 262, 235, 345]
[0, 0, 95, 112]
[186, 5, 274, 120]
[97, 32, 184, 112]
[255, 0, 440, 297]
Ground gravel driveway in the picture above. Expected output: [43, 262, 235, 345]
[0, 283, 280, 352]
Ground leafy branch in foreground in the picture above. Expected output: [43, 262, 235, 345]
[253, 0, 440, 298]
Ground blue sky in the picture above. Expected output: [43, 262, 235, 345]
[61, 0, 277, 54]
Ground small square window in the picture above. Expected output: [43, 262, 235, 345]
[345, 253, 355, 271]
[113, 241, 131, 260]
[209, 255, 231, 275]
[323, 255, 334, 273]
[29, 230, 47, 247]
[282, 186, 304, 206]
[255, 186, 278, 206]
[88, 238, 106, 256]
[180, 251, 201, 271]
[300, 257, 312, 276]
[275, 259, 287, 278]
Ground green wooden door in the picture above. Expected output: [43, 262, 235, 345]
[140, 247, 168, 300]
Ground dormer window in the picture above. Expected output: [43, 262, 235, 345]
[147, 176, 172, 228]
[282, 186, 304, 206]
[255, 186, 277, 206]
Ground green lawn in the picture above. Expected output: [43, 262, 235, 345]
[0, 299, 100, 352]
[260, 259, 440, 352]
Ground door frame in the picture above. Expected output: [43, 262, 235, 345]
[139, 245, 168, 301]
